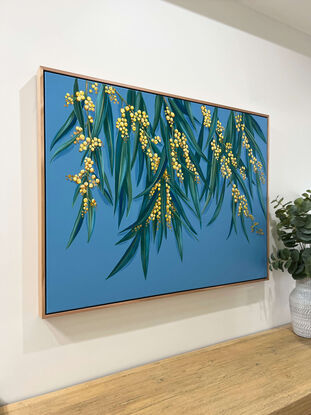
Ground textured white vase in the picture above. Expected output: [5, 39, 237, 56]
[289, 278, 311, 338]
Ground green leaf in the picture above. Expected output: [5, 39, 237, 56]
[50, 110, 77, 150]
[103, 97, 114, 174]
[184, 100, 196, 129]
[134, 151, 167, 199]
[87, 205, 95, 242]
[152, 95, 163, 135]
[72, 185, 80, 206]
[73, 79, 85, 130]
[51, 136, 75, 161]
[255, 171, 266, 217]
[172, 216, 183, 260]
[141, 225, 150, 278]
[195, 119, 205, 163]
[171, 193, 197, 235]
[207, 179, 226, 226]
[189, 178, 201, 224]
[249, 115, 267, 143]
[240, 213, 249, 242]
[107, 234, 141, 279]
[302, 249, 311, 277]
[168, 98, 207, 161]
[93, 84, 107, 137]
[66, 201, 84, 248]
[204, 107, 218, 150]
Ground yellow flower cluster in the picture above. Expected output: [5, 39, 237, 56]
[76, 90, 85, 102]
[79, 174, 100, 195]
[225, 143, 238, 168]
[135, 109, 150, 128]
[116, 106, 137, 139]
[151, 136, 161, 144]
[211, 139, 221, 160]
[149, 181, 161, 198]
[170, 129, 199, 182]
[241, 131, 265, 182]
[139, 128, 148, 151]
[82, 197, 97, 217]
[216, 120, 224, 142]
[84, 96, 95, 112]
[64, 92, 73, 107]
[73, 126, 84, 144]
[88, 115, 93, 124]
[147, 193, 162, 223]
[105, 85, 118, 104]
[201, 106, 211, 128]
[220, 156, 232, 179]
[231, 185, 249, 217]
[89, 83, 98, 94]
[234, 114, 244, 132]
[239, 166, 246, 180]
[133, 224, 142, 232]
[165, 181, 173, 228]
[165, 107, 175, 128]
[79, 136, 102, 152]
[147, 171, 174, 229]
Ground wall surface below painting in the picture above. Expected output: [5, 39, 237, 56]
[1, 0, 311, 404]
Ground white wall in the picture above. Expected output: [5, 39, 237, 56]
[1, 0, 310, 404]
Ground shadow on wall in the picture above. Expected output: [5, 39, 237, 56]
[19, 75, 291, 356]
[163, 0, 311, 58]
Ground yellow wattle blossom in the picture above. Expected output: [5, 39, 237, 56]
[89, 83, 98, 94]
[75, 90, 85, 102]
[165, 107, 175, 128]
[216, 120, 224, 142]
[169, 129, 199, 183]
[64, 92, 73, 107]
[211, 139, 221, 160]
[78, 136, 102, 152]
[84, 96, 95, 112]
[231, 184, 263, 235]
[201, 106, 211, 127]
[88, 115, 94, 124]
[234, 114, 244, 132]
[105, 85, 118, 104]
[147, 170, 174, 229]
[239, 166, 246, 180]
[220, 155, 232, 179]
[116, 106, 134, 140]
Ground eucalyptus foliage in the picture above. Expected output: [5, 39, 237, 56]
[50, 78, 267, 279]
[269, 191, 311, 279]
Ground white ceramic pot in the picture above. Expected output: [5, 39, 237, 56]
[289, 278, 311, 338]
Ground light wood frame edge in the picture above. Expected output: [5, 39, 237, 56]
[37, 65, 270, 319]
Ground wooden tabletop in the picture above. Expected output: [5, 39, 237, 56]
[1, 325, 311, 415]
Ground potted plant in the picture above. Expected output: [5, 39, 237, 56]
[269, 190, 311, 338]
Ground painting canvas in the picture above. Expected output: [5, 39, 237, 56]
[38, 67, 269, 317]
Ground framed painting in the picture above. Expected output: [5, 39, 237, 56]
[38, 67, 269, 317]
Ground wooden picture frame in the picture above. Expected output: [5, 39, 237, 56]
[38, 66, 269, 318]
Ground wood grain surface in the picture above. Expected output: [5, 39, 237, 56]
[1, 325, 311, 415]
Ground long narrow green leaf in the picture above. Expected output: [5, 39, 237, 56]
[50, 111, 76, 150]
[189, 178, 201, 224]
[152, 95, 163, 135]
[171, 193, 197, 235]
[51, 136, 75, 161]
[249, 114, 267, 143]
[103, 97, 114, 174]
[240, 213, 249, 242]
[255, 171, 266, 217]
[184, 100, 196, 129]
[134, 151, 167, 199]
[87, 205, 95, 242]
[168, 98, 207, 161]
[204, 107, 218, 150]
[141, 225, 150, 278]
[107, 234, 140, 279]
[93, 84, 107, 137]
[207, 179, 226, 226]
[66, 202, 84, 248]
[73, 79, 85, 130]
[72, 185, 80, 206]
[172, 216, 183, 260]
